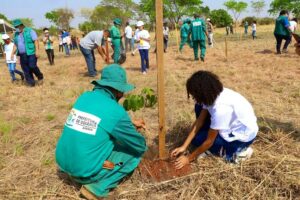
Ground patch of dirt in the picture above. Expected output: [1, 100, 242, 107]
[138, 158, 192, 182]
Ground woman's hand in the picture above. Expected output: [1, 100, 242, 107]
[174, 155, 190, 169]
[170, 146, 186, 158]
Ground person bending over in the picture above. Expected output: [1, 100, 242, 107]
[171, 71, 258, 169]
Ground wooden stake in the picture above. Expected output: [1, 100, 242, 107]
[225, 37, 228, 61]
[156, 0, 167, 159]
[174, 23, 179, 53]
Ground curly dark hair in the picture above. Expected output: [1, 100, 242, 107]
[186, 71, 223, 106]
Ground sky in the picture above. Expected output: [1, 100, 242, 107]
[0, 0, 274, 28]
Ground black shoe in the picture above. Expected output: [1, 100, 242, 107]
[201, 57, 205, 62]
[195, 58, 199, 61]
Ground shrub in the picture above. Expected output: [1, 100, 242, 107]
[241, 16, 275, 26]
[209, 9, 233, 28]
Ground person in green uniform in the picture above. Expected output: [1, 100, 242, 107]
[55, 64, 147, 199]
[179, 19, 192, 52]
[244, 21, 249, 35]
[190, 14, 208, 62]
[110, 18, 122, 63]
[274, 10, 292, 54]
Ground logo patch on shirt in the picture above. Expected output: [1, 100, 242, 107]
[65, 108, 101, 135]
[193, 22, 202, 26]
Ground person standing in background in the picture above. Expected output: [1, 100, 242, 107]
[124, 22, 133, 53]
[179, 19, 192, 52]
[110, 18, 122, 63]
[12, 19, 44, 87]
[190, 14, 208, 62]
[136, 21, 150, 75]
[251, 21, 257, 40]
[206, 18, 214, 47]
[43, 28, 55, 65]
[2, 34, 24, 82]
[163, 22, 169, 52]
[274, 10, 292, 54]
[58, 32, 64, 52]
[62, 30, 70, 56]
[244, 21, 249, 35]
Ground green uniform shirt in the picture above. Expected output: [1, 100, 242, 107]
[190, 18, 206, 41]
[274, 15, 290, 36]
[55, 88, 147, 178]
[181, 23, 190, 38]
[110, 25, 121, 41]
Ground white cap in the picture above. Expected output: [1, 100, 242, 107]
[136, 21, 144, 27]
[207, 18, 211, 21]
[2, 34, 10, 40]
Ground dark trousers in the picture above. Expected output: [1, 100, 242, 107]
[59, 44, 64, 52]
[139, 49, 149, 72]
[79, 45, 97, 77]
[274, 34, 291, 53]
[45, 49, 55, 65]
[192, 104, 255, 162]
[125, 37, 133, 52]
[19, 54, 44, 86]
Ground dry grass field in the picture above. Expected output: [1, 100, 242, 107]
[0, 25, 299, 199]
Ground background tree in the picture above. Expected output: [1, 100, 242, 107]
[251, 0, 266, 17]
[224, 0, 248, 25]
[0, 13, 9, 22]
[45, 8, 74, 30]
[209, 9, 233, 28]
[269, 0, 300, 18]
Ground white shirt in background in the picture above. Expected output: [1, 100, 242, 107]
[203, 88, 258, 143]
[136, 29, 150, 49]
[252, 24, 257, 31]
[4, 43, 17, 63]
[125, 26, 133, 39]
[289, 21, 297, 33]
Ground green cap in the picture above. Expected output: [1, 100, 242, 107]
[12, 19, 23, 27]
[184, 18, 191, 24]
[92, 64, 134, 93]
[113, 18, 122, 25]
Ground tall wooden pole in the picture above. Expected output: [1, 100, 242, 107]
[156, 0, 167, 159]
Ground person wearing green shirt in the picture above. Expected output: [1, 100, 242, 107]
[190, 14, 208, 62]
[110, 18, 122, 63]
[179, 19, 192, 52]
[55, 64, 147, 199]
[244, 21, 249, 35]
[274, 10, 292, 54]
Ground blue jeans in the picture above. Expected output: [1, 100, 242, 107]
[139, 49, 149, 72]
[80, 45, 97, 77]
[63, 43, 70, 56]
[19, 54, 43, 86]
[7, 63, 24, 81]
[192, 104, 255, 162]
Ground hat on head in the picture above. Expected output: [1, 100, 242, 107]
[44, 30, 49, 33]
[136, 21, 144, 27]
[91, 64, 135, 93]
[2, 34, 10, 40]
[207, 18, 211, 21]
[184, 18, 191, 23]
[12, 19, 23, 27]
[113, 18, 122, 25]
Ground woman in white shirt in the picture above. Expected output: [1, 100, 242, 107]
[171, 71, 258, 169]
[2, 34, 24, 82]
[289, 18, 298, 33]
[135, 21, 150, 75]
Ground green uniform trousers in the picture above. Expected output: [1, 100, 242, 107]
[193, 40, 206, 59]
[179, 37, 193, 51]
[73, 144, 141, 197]
[112, 40, 121, 64]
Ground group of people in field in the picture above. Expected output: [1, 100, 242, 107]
[1, 10, 299, 199]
